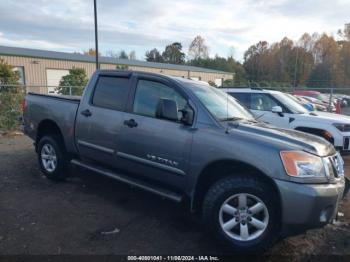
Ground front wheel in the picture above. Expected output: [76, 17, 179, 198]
[202, 176, 280, 254]
[37, 135, 68, 181]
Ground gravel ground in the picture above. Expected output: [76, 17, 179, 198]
[0, 135, 349, 257]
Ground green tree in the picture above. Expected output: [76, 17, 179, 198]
[162, 42, 185, 64]
[0, 58, 22, 132]
[145, 48, 164, 62]
[118, 50, 129, 59]
[56, 67, 88, 96]
[0, 58, 20, 86]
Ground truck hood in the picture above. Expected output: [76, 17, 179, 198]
[231, 121, 336, 157]
[296, 111, 350, 124]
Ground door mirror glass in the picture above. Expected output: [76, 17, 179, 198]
[156, 98, 178, 121]
[271, 106, 283, 114]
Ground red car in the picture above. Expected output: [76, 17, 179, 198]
[293, 90, 324, 100]
[293, 90, 335, 111]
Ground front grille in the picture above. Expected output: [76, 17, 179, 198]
[330, 156, 339, 178]
[325, 153, 344, 180]
[344, 137, 350, 150]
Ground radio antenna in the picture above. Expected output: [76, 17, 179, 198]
[225, 90, 229, 133]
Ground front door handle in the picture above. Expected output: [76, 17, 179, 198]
[81, 109, 92, 117]
[124, 119, 138, 128]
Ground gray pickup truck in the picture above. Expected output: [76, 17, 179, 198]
[23, 70, 347, 254]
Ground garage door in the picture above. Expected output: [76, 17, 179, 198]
[46, 69, 69, 94]
[215, 78, 223, 87]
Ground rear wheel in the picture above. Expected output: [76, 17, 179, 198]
[202, 176, 280, 254]
[37, 135, 68, 181]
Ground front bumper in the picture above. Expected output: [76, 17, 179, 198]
[275, 178, 346, 237]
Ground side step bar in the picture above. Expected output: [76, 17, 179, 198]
[71, 159, 183, 202]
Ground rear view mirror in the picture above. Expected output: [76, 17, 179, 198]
[156, 99, 178, 121]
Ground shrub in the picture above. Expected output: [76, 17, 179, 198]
[0, 59, 22, 133]
[56, 67, 88, 96]
[0, 87, 24, 133]
[208, 80, 217, 87]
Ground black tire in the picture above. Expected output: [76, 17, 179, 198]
[202, 176, 280, 254]
[37, 135, 68, 181]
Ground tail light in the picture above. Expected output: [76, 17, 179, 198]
[22, 98, 26, 114]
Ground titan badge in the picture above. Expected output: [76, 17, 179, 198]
[147, 154, 179, 167]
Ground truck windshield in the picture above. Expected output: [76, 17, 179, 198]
[189, 83, 255, 121]
[272, 92, 309, 114]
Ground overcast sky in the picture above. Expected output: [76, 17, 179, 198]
[0, 0, 349, 61]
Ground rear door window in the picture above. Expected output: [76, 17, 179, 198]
[92, 76, 130, 111]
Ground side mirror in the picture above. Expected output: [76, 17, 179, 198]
[179, 107, 194, 126]
[272, 106, 283, 114]
[156, 98, 178, 121]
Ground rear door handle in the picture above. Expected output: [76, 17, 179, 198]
[81, 109, 92, 117]
[124, 119, 138, 128]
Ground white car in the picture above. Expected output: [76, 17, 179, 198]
[223, 88, 350, 152]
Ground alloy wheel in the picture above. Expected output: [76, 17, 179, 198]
[219, 193, 269, 241]
[41, 143, 57, 172]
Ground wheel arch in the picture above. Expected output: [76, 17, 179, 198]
[36, 119, 66, 152]
[191, 159, 282, 216]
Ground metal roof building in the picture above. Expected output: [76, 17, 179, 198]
[0, 45, 234, 94]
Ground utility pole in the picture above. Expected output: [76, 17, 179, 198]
[293, 46, 299, 91]
[94, 0, 99, 70]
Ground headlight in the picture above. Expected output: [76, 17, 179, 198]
[333, 123, 350, 132]
[280, 151, 326, 178]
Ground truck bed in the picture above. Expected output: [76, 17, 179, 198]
[24, 92, 81, 154]
[27, 92, 81, 103]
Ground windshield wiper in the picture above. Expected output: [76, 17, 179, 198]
[244, 118, 259, 123]
[220, 117, 244, 122]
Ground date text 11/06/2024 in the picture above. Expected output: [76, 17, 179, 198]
[127, 256, 219, 261]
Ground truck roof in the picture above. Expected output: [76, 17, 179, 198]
[96, 69, 211, 87]
[220, 87, 282, 94]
